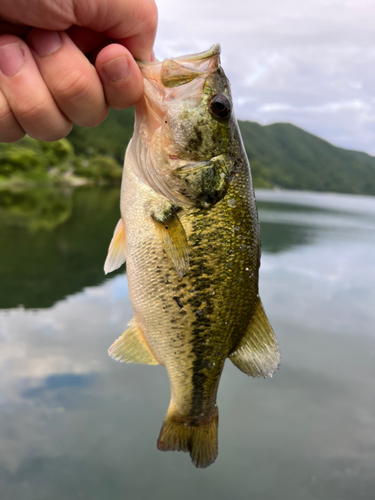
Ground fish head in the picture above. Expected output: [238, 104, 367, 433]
[134, 45, 240, 206]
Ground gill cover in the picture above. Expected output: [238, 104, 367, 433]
[131, 45, 237, 208]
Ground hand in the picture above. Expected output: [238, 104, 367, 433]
[0, 0, 157, 142]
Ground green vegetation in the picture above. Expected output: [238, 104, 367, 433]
[74, 155, 122, 182]
[1, 106, 375, 194]
[0, 136, 74, 182]
[0, 113, 125, 186]
[0, 187, 123, 308]
[0, 185, 73, 231]
[239, 121, 375, 195]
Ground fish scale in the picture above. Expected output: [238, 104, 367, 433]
[104, 44, 280, 468]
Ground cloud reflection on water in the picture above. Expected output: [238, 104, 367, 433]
[0, 190, 375, 499]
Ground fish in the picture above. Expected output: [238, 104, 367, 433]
[104, 44, 280, 468]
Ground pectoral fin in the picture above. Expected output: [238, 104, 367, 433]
[229, 298, 280, 378]
[108, 318, 159, 365]
[152, 206, 189, 277]
[104, 219, 126, 274]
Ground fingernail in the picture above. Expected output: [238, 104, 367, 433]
[103, 57, 129, 81]
[0, 43, 24, 77]
[31, 31, 62, 57]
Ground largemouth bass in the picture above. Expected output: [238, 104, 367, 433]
[104, 44, 280, 468]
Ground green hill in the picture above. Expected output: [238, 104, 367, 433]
[239, 121, 375, 195]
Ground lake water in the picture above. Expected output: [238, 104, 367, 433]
[0, 187, 374, 500]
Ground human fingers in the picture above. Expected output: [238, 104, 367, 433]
[0, 19, 31, 38]
[1, 0, 158, 61]
[0, 1, 73, 32]
[74, 0, 158, 62]
[28, 29, 108, 128]
[0, 35, 72, 142]
[0, 88, 24, 142]
[66, 26, 108, 55]
[95, 43, 143, 110]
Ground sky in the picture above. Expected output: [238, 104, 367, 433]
[153, 0, 375, 155]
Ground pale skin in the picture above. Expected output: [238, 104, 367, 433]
[0, 0, 158, 142]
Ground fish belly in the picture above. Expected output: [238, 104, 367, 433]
[121, 160, 260, 420]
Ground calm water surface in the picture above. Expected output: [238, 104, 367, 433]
[0, 187, 374, 500]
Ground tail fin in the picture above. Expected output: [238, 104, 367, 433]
[157, 407, 218, 468]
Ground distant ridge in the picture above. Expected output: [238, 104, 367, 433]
[239, 121, 375, 195]
[66, 109, 375, 196]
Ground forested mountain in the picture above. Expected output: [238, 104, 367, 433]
[239, 121, 375, 195]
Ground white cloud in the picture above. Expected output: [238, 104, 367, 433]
[154, 0, 375, 154]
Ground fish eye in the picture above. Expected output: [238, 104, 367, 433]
[210, 94, 231, 120]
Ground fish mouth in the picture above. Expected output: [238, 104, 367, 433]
[137, 44, 221, 68]
[137, 44, 221, 89]
[133, 44, 224, 163]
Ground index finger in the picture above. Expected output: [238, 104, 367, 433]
[74, 0, 158, 61]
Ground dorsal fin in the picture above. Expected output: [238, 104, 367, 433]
[229, 298, 280, 378]
[152, 206, 189, 277]
[104, 219, 126, 275]
[108, 318, 159, 365]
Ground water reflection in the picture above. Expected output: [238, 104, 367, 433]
[0, 187, 122, 309]
[0, 186, 73, 231]
[1, 189, 375, 500]
[2, 186, 365, 309]
[21, 373, 97, 399]
[257, 190, 375, 253]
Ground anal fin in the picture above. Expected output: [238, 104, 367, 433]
[104, 218, 126, 275]
[229, 298, 280, 378]
[108, 318, 159, 365]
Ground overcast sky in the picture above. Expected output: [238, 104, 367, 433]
[153, 0, 375, 155]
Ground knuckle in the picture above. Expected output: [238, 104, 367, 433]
[52, 68, 108, 127]
[0, 96, 25, 141]
[16, 95, 50, 122]
[0, 100, 13, 123]
[54, 68, 93, 102]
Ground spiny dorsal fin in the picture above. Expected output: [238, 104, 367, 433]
[104, 219, 126, 275]
[108, 318, 159, 365]
[229, 298, 280, 378]
[152, 207, 189, 277]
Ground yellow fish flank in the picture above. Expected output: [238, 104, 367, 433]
[104, 45, 280, 468]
